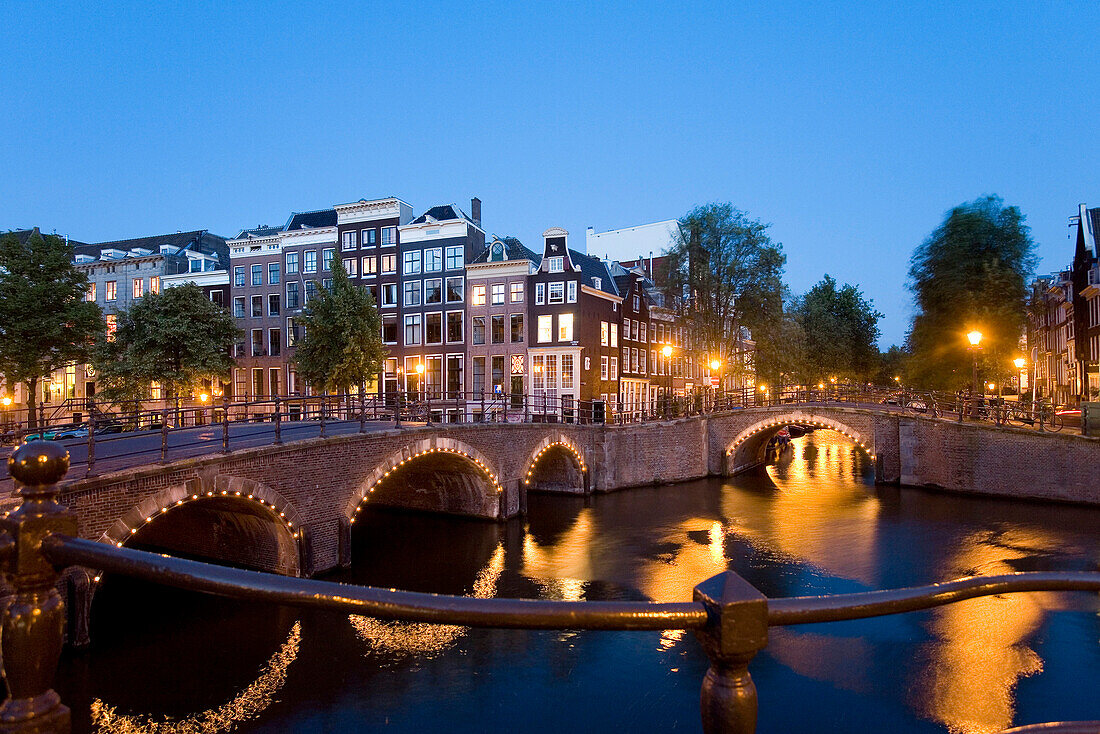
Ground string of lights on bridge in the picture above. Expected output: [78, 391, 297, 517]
[728, 420, 875, 461]
[524, 441, 587, 485]
[114, 490, 299, 548]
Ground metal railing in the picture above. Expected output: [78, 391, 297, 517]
[0, 441, 1097, 733]
[0, 386, 1080, 484]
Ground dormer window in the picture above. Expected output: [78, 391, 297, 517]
[549, 256, 564, 273]
[592, 277, 601, 290]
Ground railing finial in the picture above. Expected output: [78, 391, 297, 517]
[0, 440, 78, 732]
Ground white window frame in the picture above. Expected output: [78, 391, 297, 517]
[567, 280, 577, 303]
[535, 282, 545, 305]
[537, 314, 553, 343]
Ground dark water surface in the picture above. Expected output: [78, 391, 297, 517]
[59, 431, 1100, 733]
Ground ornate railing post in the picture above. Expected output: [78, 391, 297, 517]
[0, 441, 77, 732]
[693, 571, 769, 734]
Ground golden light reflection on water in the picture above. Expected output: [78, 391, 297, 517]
[91, 621, 301, 734]
[916, 529, 1059, 734]
[349, 544, 505, 658]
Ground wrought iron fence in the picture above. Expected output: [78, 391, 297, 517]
[0, 441, 1097, 733]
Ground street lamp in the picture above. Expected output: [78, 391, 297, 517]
[662, 345, 673, 418]
[1013, 357, 1026, 398]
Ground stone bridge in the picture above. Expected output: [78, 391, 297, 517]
[54, 405, 1099, 589]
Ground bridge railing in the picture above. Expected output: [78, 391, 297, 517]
[1, 442, 1098, 733]
[0, 386, 1072, 484]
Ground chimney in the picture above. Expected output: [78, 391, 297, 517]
[471, 197, 482, 227]
[649, 251, 654, 277]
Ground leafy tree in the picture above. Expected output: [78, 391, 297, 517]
[94, 283, 240, 402]
[750, 301, 807, 390]
[662, 203, 787, 384]
[292, 260, 385, 394]
[907, 196, 1037, 390]
[874, 344, 910, 387]
[0, 230, 103, 428]
[791, 275, 883, 384]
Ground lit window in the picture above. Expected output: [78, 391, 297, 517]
[472, 285, 486, 306]
[601, 356, 608, 380]
[558, 313, 573, 341]
[381, 254, 396, 274]
[610, 357, 618, 380]
[105, 314, 117, 341]
[610, 323, 618, 347]
[105, 281, 117, 301]
[601, 321, 608, 346]
[86, 283, 96, 302]
[510, 282, 524, 302]
[133, 278, 143, 298]
[362, 256, 377, 276]
[537, 314, 553, 343]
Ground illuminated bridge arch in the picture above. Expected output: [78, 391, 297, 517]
[345, 437, 503, 522]
[725, 413, 875, 475]
[522, 433, 589, 493]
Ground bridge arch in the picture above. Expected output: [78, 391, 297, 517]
[345, 437, 503, 522]
[98, 475, 305, 576]
[725, 413, 875, 475]
[522, 434, 589, 493]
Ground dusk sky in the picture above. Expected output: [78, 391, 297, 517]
[5, 1, 1100, 346]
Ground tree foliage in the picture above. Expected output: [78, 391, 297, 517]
[907, 196, 1037, 390]
[662, 203, 786, 383]
[93, 283, 240, 401]
[0, 230, 103, 426]
[292, 260, 385, 394]
[791, 275, 883, 384]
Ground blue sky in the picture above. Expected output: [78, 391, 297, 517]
[4, 1, 1100, 346]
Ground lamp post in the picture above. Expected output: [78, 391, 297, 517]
[662, 345, 673, 418]
[415, 362, 430, 425]
[1013, 357, 1026, 399]
[967, 330, 983, 419]
[709, 358, 722, 410]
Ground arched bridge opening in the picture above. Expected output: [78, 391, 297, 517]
[726, 416, 875, 476]
[347, 441, 503, 524]
[524, 440, 588, 494]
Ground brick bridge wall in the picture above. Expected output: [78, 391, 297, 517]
[58, 408, 1100, 577]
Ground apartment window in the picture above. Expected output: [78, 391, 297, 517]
[304, 250, 317, 273]
[567, 281, 577, 303]
[549, 256, 564, 272]
[304, 280, 317, 303]
[426, 312, 443, 344]
[269, 329, 281, 357]
[558, 313, 573, 341]
[446, 311, 463, 343]
[342, 230, 357, 251]
[233, 296, 246, 318]
[640, 322, 647, 342]
[363, 229, 376, 247]
[105, 314, 117, 340]
[622, 346, 629, 371]
[537, 314, 552, 343]
[251, 295, 263, 318]
[446, 245, 463, 270]
[425, 248, 443, 272]
[403, 250, 422, 275]
[640, 350, 647, 374]
[251, 264, 263, 286]
[472, 285, 486, 306]
[510, 313, 524, 343]
[268, 294, 281, 316]
[252, 368, 264, 398]
[381, 254, 397, 274]
[633, 294, 641, 311]
[491, 283, 505, 305]
[381, 226, 396, 246]
[472, 316, 486, 345]
[601, 321, 609, 346]
[610, 323, 618, 347]
[610, 357, 618, 380]
[381, 283, 398, 307]
[251, 329, 264, 356]
[473, 357, 485, 394]
[561, 354, 574, 389]
[492, 356, 505, 394]
[632, 320, 640, 342]
[491, 315, 505, 344]
[322, 248, 335, 271]
[150, 276, 160, 294]
[209, 289, 224, 307]
[268, 262, 280, 285]
[632, 348, 639, 373]
[362, 256, 377, 277]
[234, 266, 245, 287]
[624, 318, 631, 340]
[404, 314, 422, 345]
[549, 282, 564, 304]
[446, 277, 464, 303]
[601, 356, 609, 380]
[425, 278, 443, 304]
[381, 314, 398, 344]
[269, 368, 281, 397]
[403, 280, 422, 306]
[447, 355, 463, 399]
[86, 282, 97, 302]
[287, 317, 299, 347]
[105, 281, 117, 301]
[133, 278, 144, 298]
[343, 258, 358, 276]
[286, 282, 299, 309]
[535, 282, 545, 305]
[285, 252, 299, 274]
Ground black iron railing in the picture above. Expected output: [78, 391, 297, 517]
[0, 441, 1097, 733]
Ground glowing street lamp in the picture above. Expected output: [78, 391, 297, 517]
[967, 330, 983, 347]
[199, 393, 210, 403]
[1, 396, 11, 407]
[709, 359, 721, 372]
[661, 345, 674, 417]
[966, 330, 983, 401]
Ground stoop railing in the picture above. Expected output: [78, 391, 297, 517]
[1, 441, 1098, 733]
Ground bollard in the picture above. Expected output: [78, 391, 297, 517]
[273, 395, 282, 445]
[0, 441, 77, 732]
[693, 571, 769, 734]
[222, 396, 230, 454]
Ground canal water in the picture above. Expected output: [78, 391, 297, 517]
[60, 431, 1100, 733]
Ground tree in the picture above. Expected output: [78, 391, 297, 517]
[907, 196, 1037, 390]
[874, 344, 910, 387]
[0, 230, 103, 429]
[791, 275, 883, 384]
[662, 203, 787, 384]
[93, 283, 240, 402]
[292, 260, 385, 394]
